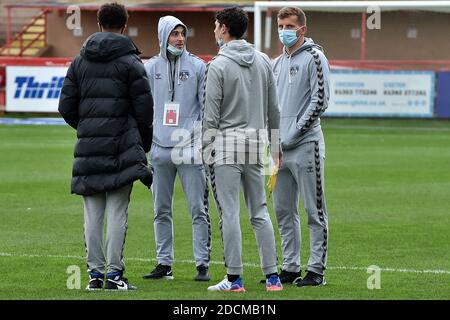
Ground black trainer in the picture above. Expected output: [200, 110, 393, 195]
[143, 264, 174, 280]
[259, 270, 302, 284]
[195, 265, 211, 281]
[296, 271, 326, 287]
[105, 272, 137, 290]
[86, 272, 104, 291]
[280, 270, 302, 284]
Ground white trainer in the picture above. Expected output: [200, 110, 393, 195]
[207, 276, 232, 291]
[207, 275, 245, 292]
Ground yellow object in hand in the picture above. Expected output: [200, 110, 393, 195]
[267, 165, 279, 194]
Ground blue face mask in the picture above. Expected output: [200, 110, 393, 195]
[167, 44, 184, 56]
[216, 38, 225, 48]
[278, 29, 299, 48]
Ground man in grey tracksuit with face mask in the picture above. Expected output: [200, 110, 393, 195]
[143, 16, 211, 281]
[272, 7, 330, 287]
[204, 7, 283, 292]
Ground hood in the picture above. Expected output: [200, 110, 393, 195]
[158, 16, 188, 60]
[285, 37, 324, 57]
[278, 37, 325, 85]
[219, 40, 255, 67]
[80, 32, 140, 62]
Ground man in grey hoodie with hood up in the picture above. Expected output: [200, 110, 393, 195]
[203, 7, 283, 293]
[272, 7, 330, 287]
[142, 16, 211, 282]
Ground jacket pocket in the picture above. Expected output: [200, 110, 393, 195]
[280, 115, 301, 149]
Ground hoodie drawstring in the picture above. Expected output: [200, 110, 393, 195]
[288, 54, 292, 85]
[166, 60, 171, 93]
[177, 57, 181, 85]
[167, 58, 178, 102]
[275, 55, 283, 86]
[275, 52, 292, 86]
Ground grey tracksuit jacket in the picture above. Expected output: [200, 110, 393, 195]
[272, 37, 330, 151]
[202, 39, 280, 165]
[145, 16, 206, 148]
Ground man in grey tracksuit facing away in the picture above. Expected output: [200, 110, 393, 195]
[273, 7, 330, 287]
[143, 16, 211, 281]
[204, 7, 283, 292]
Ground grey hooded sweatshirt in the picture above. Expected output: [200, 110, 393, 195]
[202, 39, 280, 164]
[144, 16, 206, 148]
[272, 37, 330, 151]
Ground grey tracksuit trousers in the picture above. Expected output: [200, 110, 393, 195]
[151, 144, 211, 267]
[273, 139, 328, 275]
[209, 162, 278, 276]
[83, 184, 132, 275]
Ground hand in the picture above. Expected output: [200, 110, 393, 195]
[140, 166, 154, 189]
[271, 149, 283, 169]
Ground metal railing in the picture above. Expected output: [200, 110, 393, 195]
[2, 9, 49, 57]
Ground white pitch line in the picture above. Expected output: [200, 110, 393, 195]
[1, 252, 450, 275]
[324, 124, 450, 132]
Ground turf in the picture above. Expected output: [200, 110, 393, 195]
[0, 118, 449, 300]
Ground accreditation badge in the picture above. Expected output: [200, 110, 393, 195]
[163, 102, 180, 126]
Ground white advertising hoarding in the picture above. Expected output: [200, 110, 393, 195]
[5, 66, 436, 118]
[6, 66, 68, 112]
[326, 70, 435, 118]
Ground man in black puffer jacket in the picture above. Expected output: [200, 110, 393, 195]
[58, 2, 153, 291]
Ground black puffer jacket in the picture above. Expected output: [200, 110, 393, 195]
[58, 32, 153, 196]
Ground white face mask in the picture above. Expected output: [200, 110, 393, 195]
[167, 44, 184, 56]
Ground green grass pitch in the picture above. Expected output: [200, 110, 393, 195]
[0, 118, 449, 299]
